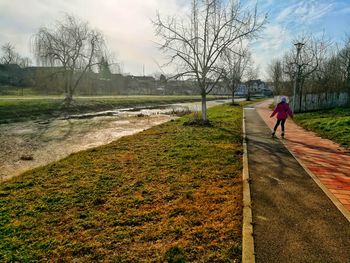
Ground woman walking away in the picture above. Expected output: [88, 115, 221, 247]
[270, 97, 293, 138]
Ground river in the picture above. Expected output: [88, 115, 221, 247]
[0, 99, 237, 182]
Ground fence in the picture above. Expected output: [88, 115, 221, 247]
[274, 92, 349, 112]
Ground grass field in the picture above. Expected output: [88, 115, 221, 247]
[0, 95, 224, 124]
[0, 87, 39, 97]
[0, 103, 243, 262]
[294, 106, 350, 149]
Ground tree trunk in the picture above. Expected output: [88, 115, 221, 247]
[246, 87, 251, 101]
[231, 82, 235, 103]
[63, 71, 74, 106]
[64, 72, 69, 96]
[201, 93, 207, 121]
[298, 78, 304, 112]
[64, 93, 73, 106]
[347, 69, 350, 105]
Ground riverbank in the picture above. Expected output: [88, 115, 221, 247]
[0, 112, 173, 182]
[0, 99, 235, 182]
[0, 103, 243, 262]
[0, 95, 225, 124]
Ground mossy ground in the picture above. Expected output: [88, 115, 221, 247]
[0, 104, 243, 262]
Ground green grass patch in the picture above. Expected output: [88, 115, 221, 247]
[294, 106, 350, 149]
[0, 95, 223, 124]
[0, 103, 243, 262]
[0, 86, 39, 97]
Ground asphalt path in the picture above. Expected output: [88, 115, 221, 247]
[244, 106, 350, 263]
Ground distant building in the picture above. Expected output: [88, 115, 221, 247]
[244, 79, 273, 97]
[235, 83, 248, 96]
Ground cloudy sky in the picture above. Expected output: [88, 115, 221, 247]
[0, 0, 349, 79]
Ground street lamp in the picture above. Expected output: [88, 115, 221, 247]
[292, 42, 304, 112]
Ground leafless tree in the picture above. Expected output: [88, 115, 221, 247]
[268, 59, 283, 95]
[315, 35, 350, 99]
[1, 42, 32, 68]
[0, 43, 18, 64]
[338, 36, 350, 102]
[308, 46, 340, 94]
[283, 33, 330, 111]
[18, 57, 32, 68]
[153, 0, 266, 121]
[1, 43, 17, 64]
[33, 14, 105, 105]
[245, 64, 259, 101]
[222, 42, 251, 103]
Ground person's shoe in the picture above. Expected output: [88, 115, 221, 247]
[281, 132, 285, 139]
[271, 132, 276, 138]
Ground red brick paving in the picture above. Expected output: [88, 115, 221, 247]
[255, 100, 350, 213]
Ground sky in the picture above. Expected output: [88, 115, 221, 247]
[0, 0, 349, 79]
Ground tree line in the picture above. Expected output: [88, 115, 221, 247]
[1, 0, 266, 121]
[153, 0, 266, 121]
[269, 33, 350, 112]
[0, 43, 32, 68]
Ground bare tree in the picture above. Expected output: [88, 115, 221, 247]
[33, 14, 105, 105]
[313, 35, 350, 99]
[268, 59, 283, 95]
[1, 43, 16, 64]
[283, 34, 330, 111]
[1, 43, 18, 64]
[245, 64, 259, 101]
[0, 42, 31, 67]
[338, 36, 350, 102]
[153, 0, 266, 121]
[18, 57, 32, 68]
[222, 42, 251, 103]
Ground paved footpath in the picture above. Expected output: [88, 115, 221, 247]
[244, 104, 350, 263]
[256, 100, 350, 213]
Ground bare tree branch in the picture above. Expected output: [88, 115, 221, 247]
[153, 0, 266, 120]
[33, 14, 106, 105]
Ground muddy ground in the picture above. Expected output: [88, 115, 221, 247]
[0, 111, 173, 182]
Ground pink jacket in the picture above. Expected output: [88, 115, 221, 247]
[270, 102, 293, 120]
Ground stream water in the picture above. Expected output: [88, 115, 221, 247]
[0, 99, 233, 181]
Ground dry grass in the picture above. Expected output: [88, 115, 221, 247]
[0, 104, 243, 262]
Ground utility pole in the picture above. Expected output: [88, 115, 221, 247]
[292, 42, 304, 113]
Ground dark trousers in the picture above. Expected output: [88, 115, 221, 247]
[273, 119, 286, 133]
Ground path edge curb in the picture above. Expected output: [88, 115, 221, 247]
[242, 109, 255, 263]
